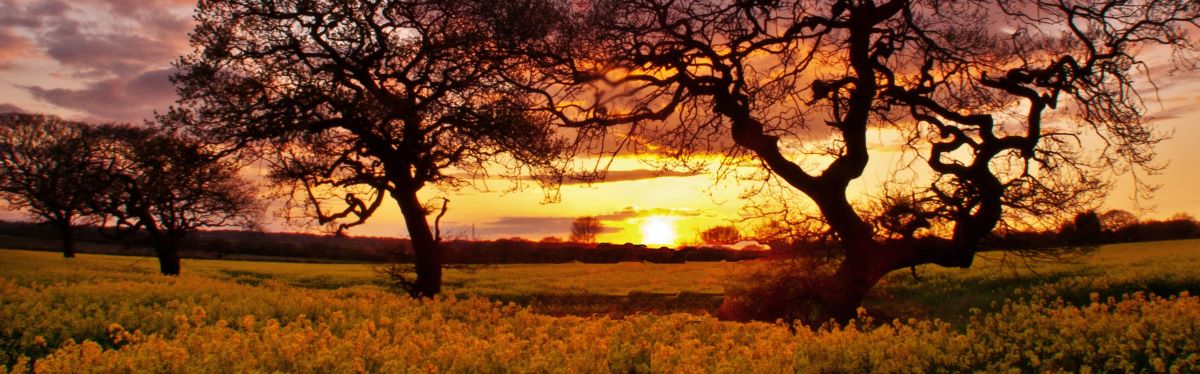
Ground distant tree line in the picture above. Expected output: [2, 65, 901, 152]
[1059, 210, 1200, 245]
[0, 220, 768, 264]
[433, 240, 768, 264]
[5, 207, 1191, 267]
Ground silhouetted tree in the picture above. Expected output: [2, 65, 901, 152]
[92, 124, 261, 275]
[1100, 209, 1139, 233]
[700, 225, 741, 245]
[530, 0, 1199, 323]
[1063, 210, 1104, 245]
[169, 0, 569, 296]
[0, 113, 113, 258]
[570, 216, 602, 244]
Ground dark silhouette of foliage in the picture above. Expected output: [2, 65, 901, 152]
[569, 216, 602, 244]
[522, 0, 1200, 324]
[717, 257, 833, 324]
[1100, 209, 1139, 233]
[0, 113, 114, 258]
[700, 225, 742, 245]
[168, 0, 571, 296]
[91, 124, 261, 275]
[1062, 210, 1104, 245]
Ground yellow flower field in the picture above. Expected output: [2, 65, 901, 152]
[2, 241, 1199, 373]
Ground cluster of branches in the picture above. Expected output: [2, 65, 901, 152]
[0, 112, 260, 275]
[159, 0, 1197, 324]
[569, 216, 603, 244]
[511, 0, 1199, 323]
[170, 0, 576, 296]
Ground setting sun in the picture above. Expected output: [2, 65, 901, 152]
[640, 216, 678, 246]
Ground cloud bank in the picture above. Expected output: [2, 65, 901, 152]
[0, 0, 193, 122]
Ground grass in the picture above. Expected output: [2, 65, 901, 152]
[2, 239, 1198, 321]
[878, 239, 1200, 322]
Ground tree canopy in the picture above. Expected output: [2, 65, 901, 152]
[700, 225, 742, 245]
[169, 0, 573, 296]
[92, 124, 261, 275]
[0, 113, 114, 257]
[570, 216, 602, 244]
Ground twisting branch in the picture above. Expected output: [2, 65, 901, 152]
[433, 197, 449, 243]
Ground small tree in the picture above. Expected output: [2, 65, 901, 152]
[1100, 209, 1138, 233]
[93, 124, 260, 275]
[700, 225, 741, 246]
[570, 216, 602, 244]
[0, 113, 113, 257]
[1063, 210, 1104, 245]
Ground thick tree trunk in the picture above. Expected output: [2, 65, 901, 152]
[814, 239, 979, 325]
[395, 188, 441, 297]
[56, 222, 76, 258]
[816, 251, 888, 325]
[153, 236, 182, 276]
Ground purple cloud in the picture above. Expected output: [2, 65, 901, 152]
[41, 21, 185, 78]
[0, 103, 25, 113]
[1, 0, 193, 121]
[25, 68, 176, 122]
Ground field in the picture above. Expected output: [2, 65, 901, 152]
[2, 240, 1199, 372]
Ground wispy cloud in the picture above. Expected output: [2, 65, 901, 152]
[564, 169, 702, 184]
[463, 205, 706, 239]
[449, 216, 622, 239]
[594, 206, 704, 221]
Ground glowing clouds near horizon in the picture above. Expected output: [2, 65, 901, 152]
[640, 216, 678, 247]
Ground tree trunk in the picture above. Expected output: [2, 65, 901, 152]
[394, 188, 441, 297]
[153, 235, 182, 276]
[816, 252, 887, 325]
[57, 222, 76, 258]
[813, 239, 979, 325]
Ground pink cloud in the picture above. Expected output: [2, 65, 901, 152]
[0, 28, 38, 67]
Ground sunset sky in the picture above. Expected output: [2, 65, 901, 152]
[2, 0, 1199, 245]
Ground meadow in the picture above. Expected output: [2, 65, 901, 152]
[1, 240, 1199, 372]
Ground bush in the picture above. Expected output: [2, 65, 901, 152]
[716, 258, 836, 325]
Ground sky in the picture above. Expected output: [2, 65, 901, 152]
[1, 0, 1199, 245]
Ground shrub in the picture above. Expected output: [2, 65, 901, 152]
[716, 258, 837, 325]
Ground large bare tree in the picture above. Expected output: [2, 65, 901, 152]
[525, 0, 1199, 323]
[0, 113, 113, 258]
[169, 0, 569, 296]
[92, 124, 261, 275]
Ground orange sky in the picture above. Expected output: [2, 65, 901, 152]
[1, 0, 1198, 245]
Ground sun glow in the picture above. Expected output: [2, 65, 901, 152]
[640, 216, 678, 247]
